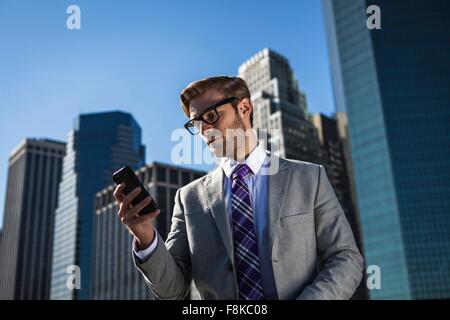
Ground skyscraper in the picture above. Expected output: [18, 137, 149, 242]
[50, 111, 145, 300]
[0, 138, 66, 299]
[238, 48, 325, 164]
[311, 114, 345, 207]
[92, 162, 206, 300]
[323, 0, 450, 298]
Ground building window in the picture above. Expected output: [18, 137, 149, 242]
[156, 167, 166, 182]
[146, 167, 153, 182]
[169, 169, 178, 184]
[182, 172, 190, 186]
[156, 186, 168, 239]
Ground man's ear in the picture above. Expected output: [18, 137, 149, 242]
[239, 98, 253, 123]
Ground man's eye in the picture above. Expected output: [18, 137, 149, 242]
[204, 111, 215, 121]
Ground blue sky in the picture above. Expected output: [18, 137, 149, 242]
[0, 0, 334, 228]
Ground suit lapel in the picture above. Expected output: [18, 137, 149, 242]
[267, 156, 291, 253]
[203, 167, 234, 260]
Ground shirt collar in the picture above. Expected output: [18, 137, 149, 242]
[219, 143, 268, 179]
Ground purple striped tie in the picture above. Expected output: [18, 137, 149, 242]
[231, 164, 264, 300]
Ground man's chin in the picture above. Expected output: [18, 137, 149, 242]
[207, 141, 229, 158]
[208, 145, 226, 158]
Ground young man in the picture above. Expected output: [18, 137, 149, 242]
[113, 76, 363, 300]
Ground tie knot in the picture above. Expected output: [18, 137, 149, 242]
[232, 164, 251, 180]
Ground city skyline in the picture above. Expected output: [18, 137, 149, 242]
[1, 0, 449, 302]
[0, 1, 335, 228]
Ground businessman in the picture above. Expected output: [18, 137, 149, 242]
[113, 76, 364, 300]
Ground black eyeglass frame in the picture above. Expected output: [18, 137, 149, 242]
[184, 96, 238, 135]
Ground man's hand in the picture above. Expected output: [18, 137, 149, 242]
[113, 183, 160, 250]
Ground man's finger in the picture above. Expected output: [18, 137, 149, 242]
[113, 183, 126, 203]
[122, 187, 141, 208]
[125, 196, 151, 221]
[117, 202, 127, 219]
[127, 209, 160, 227]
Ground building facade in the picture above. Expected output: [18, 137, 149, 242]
[323, 0, 450, 298]
[50, 111, 145, 300]
[0, 139, 66, 299]
[238, 48, 326, 164]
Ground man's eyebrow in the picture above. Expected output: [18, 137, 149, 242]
[190, 111, 199, 120]
[190, 106, 208, 119]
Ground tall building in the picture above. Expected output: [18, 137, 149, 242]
[50, 111, 145, 300]
[238, 48, 325, 164]
[311, 114, 346, 208]
[0, 139, 66, 299]
[92, 162, 206, 300]
[323, 0, 450, 298]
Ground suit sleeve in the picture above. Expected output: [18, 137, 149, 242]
[132, 188, 192, 300]
[297, 165, 364, 300]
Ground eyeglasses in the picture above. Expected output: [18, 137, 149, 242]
[184, 97, 238, 135]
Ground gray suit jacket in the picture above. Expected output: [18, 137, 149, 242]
[133, 154, 364, 300]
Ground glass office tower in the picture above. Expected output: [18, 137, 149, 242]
[50, 111, 145, 300]
[323, 0, 450, 298]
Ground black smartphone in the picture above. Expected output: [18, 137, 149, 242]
[112, 166, 158, 216]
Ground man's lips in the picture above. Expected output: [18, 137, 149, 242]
[207, 136, 216, 145]
[207, 136, 222, 146]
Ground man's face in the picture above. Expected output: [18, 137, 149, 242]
[189, 89, 245, 158]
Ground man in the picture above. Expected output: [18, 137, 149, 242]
[113, 76, 363, 300]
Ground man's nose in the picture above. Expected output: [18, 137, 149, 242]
[200, 121, 214, 135]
